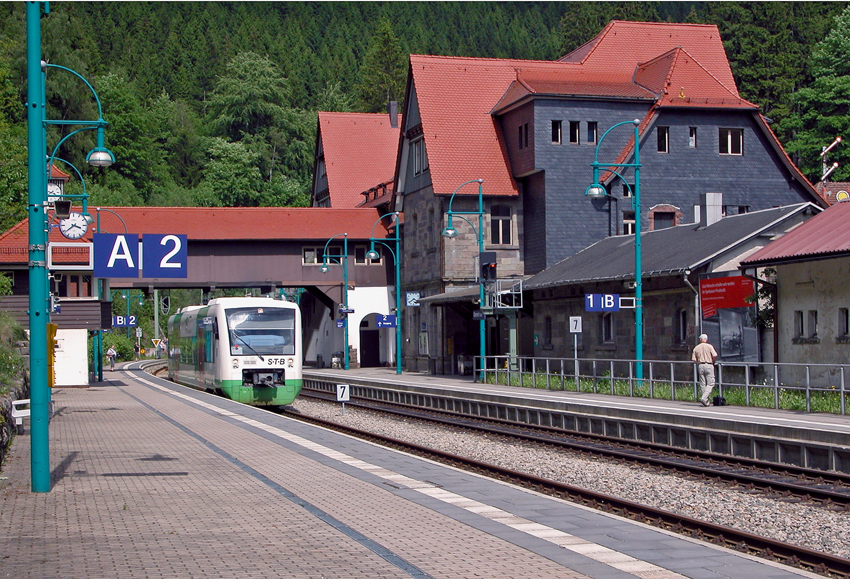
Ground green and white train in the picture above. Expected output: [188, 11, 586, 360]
[167, 296, 302, 405]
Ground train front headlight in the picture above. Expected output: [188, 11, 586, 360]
[232, 358, 239, 369]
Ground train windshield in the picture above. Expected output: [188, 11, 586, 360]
[226, 307, 296, 356]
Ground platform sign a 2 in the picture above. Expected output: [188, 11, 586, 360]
[93, 233, 139, 278]
[142, 234, 188, 278]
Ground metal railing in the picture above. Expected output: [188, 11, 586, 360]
[475, 355, 849, 415]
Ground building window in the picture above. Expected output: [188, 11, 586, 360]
[318, 159, 326, 178]
[657, 126, 669, 153]
[622, 211, 635, 235]
[517, 122, 529, 149]
[653, 211, 676, 230]
[303, 245, 341, 265]
[544, 316, 553, 347]
[719, 128, 743, 155]
[551, 121, 562, 144]
[622, 183, 634, 198]
[839, 308, 849, 338]
[602, 312, 615, 343]
[569, 121, 580, 144]
[490, 205, 512, 245]
[413, 138, 428, 175]
[689, 127, 697, 148]
[587, 122, 597, 144]
[354, 246, 382, 265]
[794, 310, 804, 338]
[677, 309, 688, 344]
[808, 310, 819, 338]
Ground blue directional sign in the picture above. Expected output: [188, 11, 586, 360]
[585, 293, 620, 312]
[112, 315, 138, 327]
[336, 319, 347, 328]
[94, 234, 139, 278]
[142, 234, 188, 278]
[376, 314, 397, 328]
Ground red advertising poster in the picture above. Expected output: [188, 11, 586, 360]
[699, 276, 754, 318]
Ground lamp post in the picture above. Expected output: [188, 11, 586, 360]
[585, 119, 643, 380]
[27, 3, 115, 492]
[441, 179, 486, 380]
[320, 233, 349, 370]
[366, 212, 402, 375]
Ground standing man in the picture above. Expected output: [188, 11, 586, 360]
[692, 333, 718, 406]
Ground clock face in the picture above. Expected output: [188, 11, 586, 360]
[59, 212, 89, 240]
[47, 183, 62, 197]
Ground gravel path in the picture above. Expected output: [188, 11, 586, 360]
[290, 397, 850, 559]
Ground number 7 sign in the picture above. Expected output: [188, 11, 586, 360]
[142, 234, 188, 278]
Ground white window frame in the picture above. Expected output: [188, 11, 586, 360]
[601, 312, 615, 343]
[490, 205, 512, 245]
[587, 121, 597, 144]
[569, 121, 580, 145]
[657, 126, 669, 153]
[719, 128, 743, 155]
[551, 120, 562, 144]
[688, 126, 697, 148]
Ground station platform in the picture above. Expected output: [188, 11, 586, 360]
[304, 368, 850, 472]
[0, 363, 827, 578]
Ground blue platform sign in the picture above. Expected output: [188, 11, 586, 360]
[376, 314, 397, 328]
[112, 315, 138, 327]
[336, 319, 347, 328]
[93, 233, 139, 278]
[142, 234, 188, 278]
[585, 293, 620, 312]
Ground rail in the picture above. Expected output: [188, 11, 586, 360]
[476, 355, 849, 415]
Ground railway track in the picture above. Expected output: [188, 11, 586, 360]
[285, 390, 850, 578]
[298, 389, 850, 508]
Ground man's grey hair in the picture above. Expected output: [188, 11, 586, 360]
[698, 334, 708, 341]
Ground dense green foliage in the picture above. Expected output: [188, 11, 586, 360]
[0, 1, 848, 233]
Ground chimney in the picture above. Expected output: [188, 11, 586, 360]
[388, 101, 398, 128]
[698, 192, 723, 228]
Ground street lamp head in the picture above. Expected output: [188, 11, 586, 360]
[319, 263, 330, 274]
[584, 183, 608, 198]
[86, 147, 115, 167]
[441, 227, 458, 238]
[365, 249, 380, 260]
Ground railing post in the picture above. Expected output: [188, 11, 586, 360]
[806, 365, 811, 413]
[842, 366, 846, 416]
[774, 363, 780, 409]
[610, 360, 615, 395]
[649, 361, 654, 399]
[670, 362, 675, 401]
[592, 359, 598, 393]
[546, 358, 551, 390]
[532, 357, 537, 389]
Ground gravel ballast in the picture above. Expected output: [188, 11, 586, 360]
[290, 397, 850, 560]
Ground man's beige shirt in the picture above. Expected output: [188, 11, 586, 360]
[692, 342, 718, 364]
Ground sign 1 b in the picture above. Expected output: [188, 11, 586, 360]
[585, 293, 620, 312]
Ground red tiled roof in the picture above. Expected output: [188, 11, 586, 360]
[559, 21, 738, 95]
[741, 202, 848, 266]
[635, 48, 757, 109]
[318, 112, 400, 208]
[815, 181, 850, 206]
[0, 207, 389, 264]
[49, 165, 71, 180]
[410, 21, 754, 199]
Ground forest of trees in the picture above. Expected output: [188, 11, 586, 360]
[0, 1, 848, 232]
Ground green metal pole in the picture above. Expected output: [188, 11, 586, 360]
[632, 121, 643, 381]
[343, 234, 349, 370]
[26, 1, 50, 492]
[477, 180, 486, 382]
